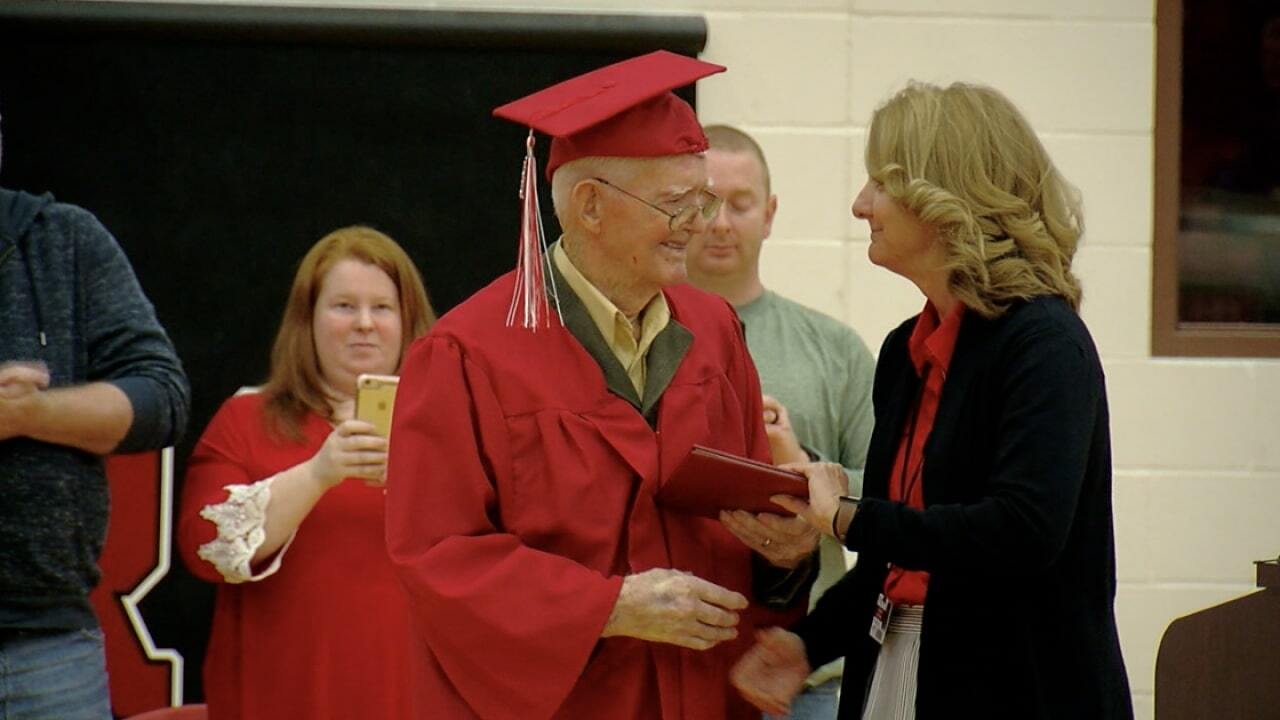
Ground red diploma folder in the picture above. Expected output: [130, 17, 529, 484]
[657, 445, 808, 518]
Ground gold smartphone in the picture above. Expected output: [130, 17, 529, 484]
[355, 374, 399, 438]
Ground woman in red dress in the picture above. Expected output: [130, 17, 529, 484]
[178, 226, 435, 720]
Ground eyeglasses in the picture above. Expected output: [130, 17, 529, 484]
[592, 177, 723, 230]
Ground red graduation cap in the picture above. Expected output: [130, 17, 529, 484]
[494, 50, 726, 179]
[492, 50, 726, 329]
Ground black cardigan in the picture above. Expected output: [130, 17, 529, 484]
[793, 295, 1133, 719]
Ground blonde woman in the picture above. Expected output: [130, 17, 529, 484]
[732, 82, 1133, 720]
[178, 226, 435, 720]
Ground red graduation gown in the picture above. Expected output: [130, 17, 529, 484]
[386, 271, 776, 720]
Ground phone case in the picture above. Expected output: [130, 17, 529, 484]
[355, 374, 399, 438]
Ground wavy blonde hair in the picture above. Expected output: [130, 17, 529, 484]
[262, 226, 436, 440]
[866, 81, 1083, 318]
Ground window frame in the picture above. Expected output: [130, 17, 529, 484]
[1152, 0, 1280, 357]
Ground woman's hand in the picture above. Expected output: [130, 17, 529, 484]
[770, 462, 849, 538]
[730, 627, 811, 715]
[308, 419, 389, 489]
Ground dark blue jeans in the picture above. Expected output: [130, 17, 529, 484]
[765, 677, 840, 720]
[0, 628, 111, 720]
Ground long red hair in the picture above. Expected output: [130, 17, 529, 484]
[261, 226, 435, 440]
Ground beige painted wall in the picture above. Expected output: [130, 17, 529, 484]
[99, 0, 1280, 716]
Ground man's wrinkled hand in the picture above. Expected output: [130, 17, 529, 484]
[602, 568, 748, 651]
[720, 509, 818, 569]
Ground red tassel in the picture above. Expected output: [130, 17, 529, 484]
[506, 130, 562, 330]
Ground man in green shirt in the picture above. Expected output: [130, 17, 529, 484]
[688, 125, 876, 720]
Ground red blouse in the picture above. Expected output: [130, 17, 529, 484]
[883, 301, 965, 606]
[177, 392, 413, 720]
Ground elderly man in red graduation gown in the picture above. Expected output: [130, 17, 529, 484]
[385, 52, 808, 720]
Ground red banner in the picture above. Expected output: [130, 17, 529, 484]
[89, 450, 184, 717]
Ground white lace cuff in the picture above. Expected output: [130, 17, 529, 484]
[196, 476, 296, 584]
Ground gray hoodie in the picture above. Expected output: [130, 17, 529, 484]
[0, 187, 190, 631]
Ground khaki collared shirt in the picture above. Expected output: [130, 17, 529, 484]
[553, 241, 670, 396]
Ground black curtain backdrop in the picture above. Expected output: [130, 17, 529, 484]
[0, 1, 706, 701]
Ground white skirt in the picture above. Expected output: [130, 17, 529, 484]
[860, 605, 923, 720]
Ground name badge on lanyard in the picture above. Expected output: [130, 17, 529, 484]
[870, 592, 894, 645]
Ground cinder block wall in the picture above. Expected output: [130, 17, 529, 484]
[102, 0, 1280, 716]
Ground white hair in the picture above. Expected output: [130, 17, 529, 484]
[550, 155, 660, 229]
